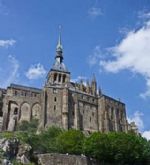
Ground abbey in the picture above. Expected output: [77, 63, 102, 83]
[0, 33, 137, 133]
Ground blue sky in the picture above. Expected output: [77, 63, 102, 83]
[0, 0, 150, 138]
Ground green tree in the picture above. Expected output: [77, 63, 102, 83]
[83, 132, 111, 162]
[16, 119, 39, 133]
[56, 129, 85, 155]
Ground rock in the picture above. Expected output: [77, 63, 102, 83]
[16, 143, 32, 164]
[0, 137, 32, 164]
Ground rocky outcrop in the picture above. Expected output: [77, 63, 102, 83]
[0, 138, 32, 165]
[37, 153, 98, 165]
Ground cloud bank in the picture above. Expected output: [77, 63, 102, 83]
[89, 17, 150, 99]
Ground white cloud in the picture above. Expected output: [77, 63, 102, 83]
[138, 11, 150, 19]
[97, 19, 150, 98]
[88, 46, 103, 67]
[128, 111, 144, 131]
[25, 63, 46, 80]
[0, 39, 16, 48]
[128, 111, 150, 140]
[142, 130, 150, 140]
[88, 7, 102, 18]
[0, 55, 19, 87]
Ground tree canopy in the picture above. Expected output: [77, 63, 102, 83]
[1, 123, 150, 165]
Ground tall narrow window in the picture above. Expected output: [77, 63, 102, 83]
[54, 73, 57, 82]
[14, 90, 18, 96]
[54, 105, 56, 111]
[59, 74, 61, 82]
[54, 97, 57, 102]
[63, 75, 66, 83]
[90, 117, 91, 122]
[14, 108, 18, 115]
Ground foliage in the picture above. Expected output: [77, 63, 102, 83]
[83, 132, 150, 164]
[0, 131, 15, 139]
[1, 122, 150, 165]
[16, 119, 39, 133]
[83, 132, 111, 161]
[56, 129, 85, 155]
[28, 126, 63, 153]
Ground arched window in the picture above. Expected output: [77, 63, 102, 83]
[59, 74, 61, 82]
[63, 75, 66, 83]
[54, 73, 57, 81]
[54, 97, 57, 102]
[14, 107, 18, 115]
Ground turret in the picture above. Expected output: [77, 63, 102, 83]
[91, 74, 97, 95]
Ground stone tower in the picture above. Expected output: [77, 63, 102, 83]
[42, 30, 70, 129]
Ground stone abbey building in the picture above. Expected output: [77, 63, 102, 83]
[0, 33, 136, 133]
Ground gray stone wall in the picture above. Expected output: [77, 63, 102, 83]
[38, 153, 98, 165]
[43, 87, 64, 129]
[1, 85, 42, 131]
[98, 95, 127, 133]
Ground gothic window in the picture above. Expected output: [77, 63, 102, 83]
[92, 112, 94, 117]
[111, 107, 114, 119]
[63, 75, 66, 83]
[14, 90, 18, 96]
[0, 109, 3, 117]
[54, 73, 57, 82]
[90, 117, 91, 122]
[14, 108, 18, 115]
[54, 97, 57, 102]
[116, 108, 119, 119]
[20, 103, 30, 121]
[59, 74, 61, 82]
[54, 105, 56, 111]
[32, 104, 41, 120]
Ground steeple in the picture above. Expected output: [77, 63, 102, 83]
[46, 27, 70, 86]
[56, 26, 63, 62]
[50, 26, 68, 73]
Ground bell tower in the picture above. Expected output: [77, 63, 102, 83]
[46, 27, 70, 86]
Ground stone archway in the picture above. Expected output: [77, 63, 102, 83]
[20, 102, 30, 121]
[32, 103, 41, 120]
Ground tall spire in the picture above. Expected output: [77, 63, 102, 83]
[51, 26, 68, 72]
[56, 25, 63, 53]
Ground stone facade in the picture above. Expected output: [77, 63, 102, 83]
[0, 33, 135, 133]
